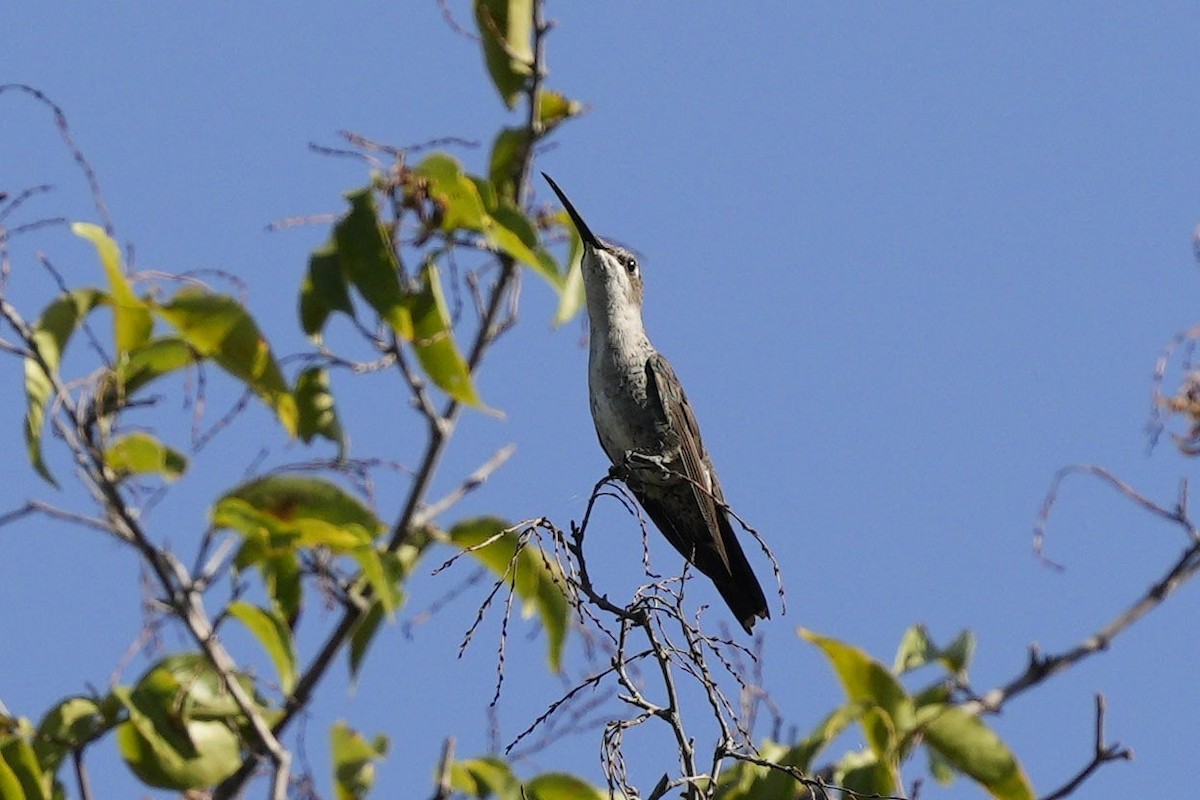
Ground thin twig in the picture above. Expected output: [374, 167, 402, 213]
[1039, 694, 1132, 800]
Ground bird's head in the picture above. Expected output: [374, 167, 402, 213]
[543, 173, 644, 311]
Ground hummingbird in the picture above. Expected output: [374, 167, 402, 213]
[543, 173, 770, 634]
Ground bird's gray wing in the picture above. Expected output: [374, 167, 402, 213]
[644, 353, 732, 573]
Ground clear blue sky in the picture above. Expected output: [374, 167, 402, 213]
[4, 4, 1200, 798]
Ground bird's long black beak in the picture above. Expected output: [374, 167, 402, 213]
[542, 173, 603, 250]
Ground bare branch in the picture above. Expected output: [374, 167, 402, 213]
[413, 443, 517, 527]
[974, 469, 1200, 715]
[1039, 694, 1133, 800]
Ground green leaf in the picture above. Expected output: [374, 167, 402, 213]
[348, 599, 386, 683]
[923, 706, 1034, 800]
[299, 241, 357, 340]
[333, 188, 413, 339]
[410, 260, 488, 409]
[835, 749, 898, 799]
[940, 629, 977, 679]
[23, 288, 107, 486]
[474, 0, 534, 109]
[893, 624, 936, 674]
[928, 745, 958, 785]
[893, 625, 975, 681]
[34, 695, 120, 775]
[100, 336, 197, 415]
[449, 517, 568, 671]
[0, 752, 27, 800]
[525, 772, 606, 800]
[227, 602, 298, 695]
[155, 289, 298, 435]
[801, 629, 915, 736]
[295, 366, 346, 456]
[216, 475, 384, 553]
[72, 222, 152, 354]
[450, 756, 520, 799]
[536, 90, 583, 133]
[486, 201, 545, 273]
[551, 214, 585, 327]
[0, 734, 49, 800]
[104, 432, 188, 482]
[488, 127, 530, 203]
[266, 550, 303, 626]
[217, 476, 407, 618]
[417, 154, 489, 232]
[331, 721, 388, 800]
[113, 655, 252, 790]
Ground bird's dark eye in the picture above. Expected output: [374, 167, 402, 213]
[623, 255, 638, 274]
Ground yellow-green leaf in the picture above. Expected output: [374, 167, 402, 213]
[0, 734, 48, 800]
[104, 432, 188, 482]
[23, 288, 107, 486]
[227, 601, 297, 695]
[411, 260, 488, 409]
[418, 154, 489, 232]
[113, 655, 254, 790]
[835, 749, 898, 799]
[215, 475, 384, 553]
[155, 289, 297, 435]
[99, 336, 197, 416]
[525, 772, 605, 800]
[486, 201, 544, 272]
[34, 695, 120, 776]
[72, 222, 152, 354]
[551, 212, 585, 326]
[331, 721, 388, 800]
[474, 0, 534, 109]
[893, 624, 936, 674]
[450, 755, 519, 799]
[536, 90, 583, 133]
[923, 706, 1034, 800]
[800, 629, 915, 736]
[488, 127, 530, 203]
[449, 517, 568, 671]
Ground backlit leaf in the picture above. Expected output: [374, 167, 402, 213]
[525, 772, 605, 800]
[113, 655, 256, 789]
[155, 289, 298, 435]
[800, 629, 915, 737]
[227, 601, 298, 695]
[23, 288, 107, 486]
[331, 721, 388, 800]
[450, 755, 520, 799]
[104, 432, 188, 482]
[0, 733, 48, 800]
[34, 695, 120, 776]
[333, 189, 412, 339]
[295, 366, 346, 456]
[551, 212, 585, 326]
[417, 154, 488, 232]
[474, 0, 534, 109]
[536, 90, 583, 133]
[411, 260, 487, 408]
[72, 222, 152, 354]
[300, 242, 356, 339]
[923, 706, 1034, 800]
[100, 336, 196, 415]
[488, 127, 529, 203]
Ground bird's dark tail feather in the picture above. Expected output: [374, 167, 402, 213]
[634, 490, 771, 634]
[712, 522, 770, 635]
